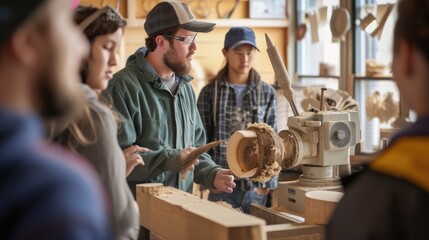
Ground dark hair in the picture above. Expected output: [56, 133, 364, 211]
[145, 27, 179, 52]
[74, 5, 126, 83]
[56, 5, 127, 150]
[394, 0, 429, 61]
[74, 5, 127, 42]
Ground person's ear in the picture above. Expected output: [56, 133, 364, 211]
[9, 25, 41, 68]
[155, 35, 168, 50]
[222, 48, 227, 57]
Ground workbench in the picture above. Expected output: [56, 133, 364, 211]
[136, 183, 325, 240]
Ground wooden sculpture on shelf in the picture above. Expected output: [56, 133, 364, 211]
[365, 91, 399, 124]
[301, 87, 358, 112]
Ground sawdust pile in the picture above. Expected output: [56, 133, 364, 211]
[151, 186, 173, 197]
[246, 122, 282, 182]
[215, 201, 243, 212]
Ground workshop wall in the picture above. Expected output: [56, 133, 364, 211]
[79, 0, 288, 88]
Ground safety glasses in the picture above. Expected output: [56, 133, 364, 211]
[162, 34, 197, 46]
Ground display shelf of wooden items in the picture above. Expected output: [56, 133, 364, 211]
[126, 0, 289, 28]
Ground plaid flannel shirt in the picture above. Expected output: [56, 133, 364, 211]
[197, 67, 278, 189]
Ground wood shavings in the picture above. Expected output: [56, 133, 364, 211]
[215, 201, 242, 212]
[215, 200, 234, 209]
[247, 122, 274, 132]
[151, 187, 173, 197]
[246, 122, 282, 182]
[280, 132, 296, 169]
[251, 161, 281, 183]
[250, 139, 259, 156]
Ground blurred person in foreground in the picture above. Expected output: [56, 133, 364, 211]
[197, 27, 278, 213]
[102, 0, 236, 197]
[48, 4, 145, 239]
[327, 0, 429, 239]
[0, 0, 111, 239]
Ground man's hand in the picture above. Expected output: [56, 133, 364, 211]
[214, 169, 236, 193]
[180, 147, 200, 172]
[123, 145, 149, 176]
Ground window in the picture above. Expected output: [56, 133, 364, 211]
[296, 0, 340, 89]
[353, 0, 414, 152]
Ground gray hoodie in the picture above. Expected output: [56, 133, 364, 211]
[48, 85, 139, 240]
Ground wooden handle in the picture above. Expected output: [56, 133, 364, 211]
[182, 140, 226, 170]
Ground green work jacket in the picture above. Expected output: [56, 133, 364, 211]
[103, 48, 219, 193]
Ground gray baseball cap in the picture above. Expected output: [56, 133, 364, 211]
[144, 0, 215, 37]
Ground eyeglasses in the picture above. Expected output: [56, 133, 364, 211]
[163, 34, 197, 46]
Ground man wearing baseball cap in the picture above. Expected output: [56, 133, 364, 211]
[197, 27, 278, 213]
[0, 0, 111, 238]
[103, 0, 236, 198]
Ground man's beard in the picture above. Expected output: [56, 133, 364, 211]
[36, 71, 83, 121]
[163, 46, 191, 76]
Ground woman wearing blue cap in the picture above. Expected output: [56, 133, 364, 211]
[197, 27, 278, 213]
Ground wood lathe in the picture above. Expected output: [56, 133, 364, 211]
[226, 34, 361, 223]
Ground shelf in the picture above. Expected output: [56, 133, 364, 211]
[297, 75, 340, 79]
[353, 75, 393, 80]
[125, 0, 288, 28]
[126, 18, 289, 28]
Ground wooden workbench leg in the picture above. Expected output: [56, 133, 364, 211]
[138, 225, 150, 240]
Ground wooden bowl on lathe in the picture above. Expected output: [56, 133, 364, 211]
[226, 123, 283, 181]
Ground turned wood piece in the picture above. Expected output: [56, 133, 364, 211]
[247, 126, 276, 177]
[304, 190, 343, 225]
[227, 130, 258, 178]
[278, 130, 298, 169]
[227, 123, 283, 180]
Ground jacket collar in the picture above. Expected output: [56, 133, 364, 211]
[216, 66, 260, 90]
[389, 117, 429, 144]
[370, 136, 429, 193]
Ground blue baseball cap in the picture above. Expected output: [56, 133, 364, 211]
[224, 27, 259, 51]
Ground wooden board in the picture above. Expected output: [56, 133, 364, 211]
[249, 205, 300, 225]
[265, 223, 324, 240]
[249, 205, 324, 239]
[137, 183, 266, 240]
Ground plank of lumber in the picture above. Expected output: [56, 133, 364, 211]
[137, 183, 266, 240]
[265, 223, 324, 240]
[249, 205, 300, 225]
